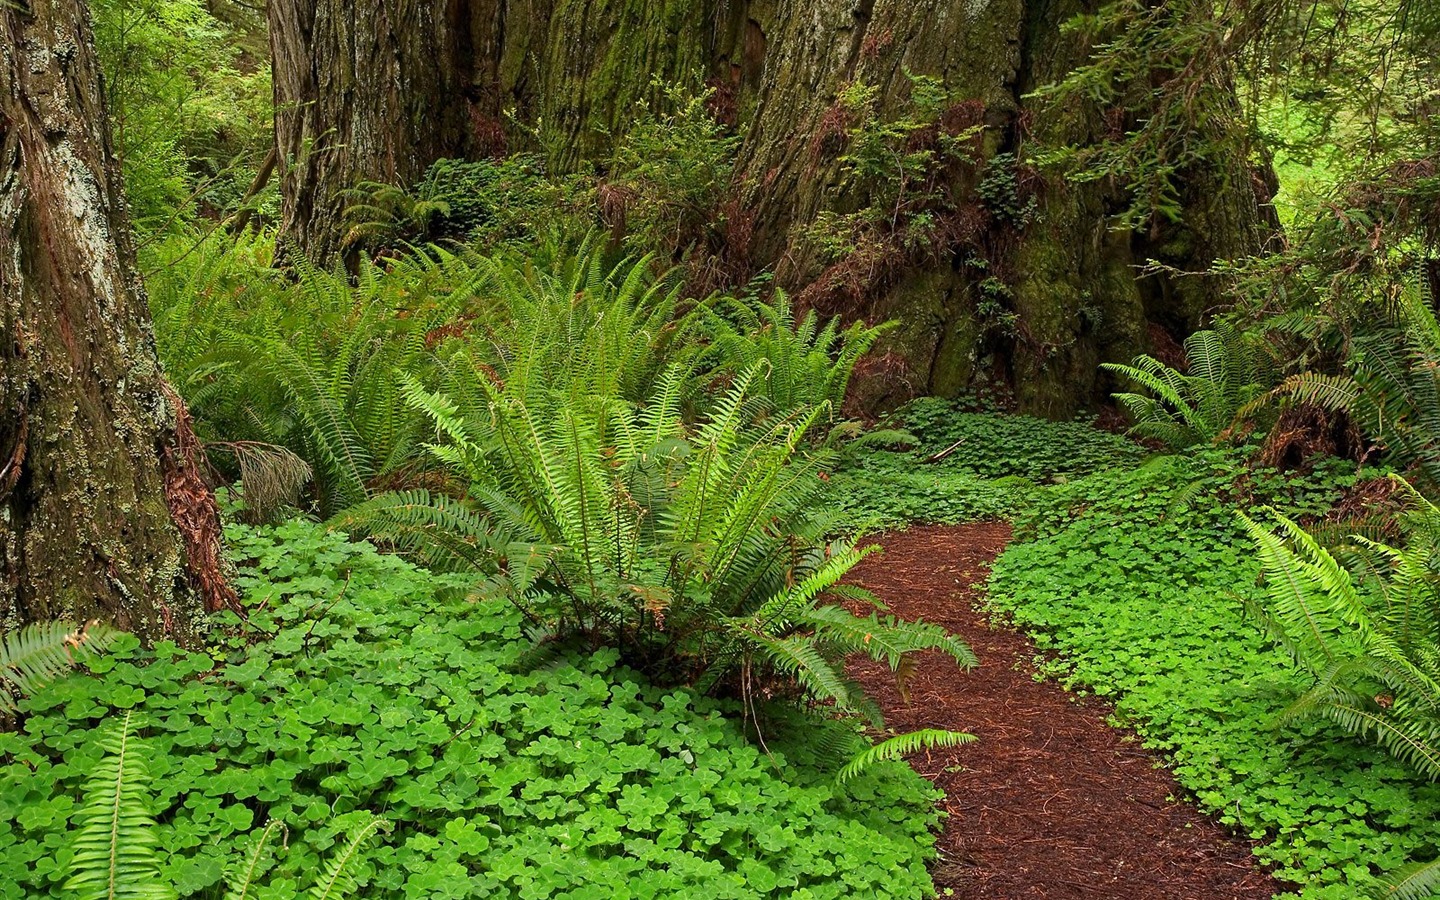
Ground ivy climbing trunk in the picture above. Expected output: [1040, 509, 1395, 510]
[269, 0, 1275, 414]
[0, 0, 235, 641]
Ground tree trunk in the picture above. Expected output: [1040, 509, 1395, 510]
[268, 0, 478, 267]
[269, 0, 1276, 414]
[0, 0, 235, 640]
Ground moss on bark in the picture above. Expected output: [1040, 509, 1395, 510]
[272, 0, 1275, 414]
[1, 0, 228, 642]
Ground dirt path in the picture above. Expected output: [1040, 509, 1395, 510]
[845, 523, 1286, 900]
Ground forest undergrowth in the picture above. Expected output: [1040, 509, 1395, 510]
[825, 398, 1440, 899]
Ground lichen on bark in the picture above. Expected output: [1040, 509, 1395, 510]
[1, 0, 233, 642]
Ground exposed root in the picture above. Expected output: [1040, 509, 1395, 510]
[1256, 402, 1365, 471]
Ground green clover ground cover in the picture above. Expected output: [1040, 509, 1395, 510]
[829, 403, 1143, 529]
[988, 450, 1440, 899]
[0, 519, 942, 899]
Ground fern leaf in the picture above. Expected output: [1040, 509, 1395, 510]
[1375, 855, 1440, 900]
[65, 710, 176, 900]
[308, 816, 387, 900]
[0, 620, 119, 713]
[222, 820, 282, 900]
[836, 729, 976, 784]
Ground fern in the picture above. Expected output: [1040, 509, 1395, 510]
[0, 620, 119, 714]
[1275, 271, 1440, 487]
[1374, 856, 1440, 900]
[65, 711, 175, 900]
[71, 716, 387, 900]
[836, 729, 976, 784]
[1103, 324, 1272, 448]
[703, 290, 892, 420]
[1242, 482, 1440, 780]
[307, 817, 388, 900]
[222, 820, 282, 900]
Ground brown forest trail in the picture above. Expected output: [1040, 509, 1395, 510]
[845, 523, 1286, 900]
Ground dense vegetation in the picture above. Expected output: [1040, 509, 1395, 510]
[1, 519, 943, 898]
[4, 0, 1440, 898]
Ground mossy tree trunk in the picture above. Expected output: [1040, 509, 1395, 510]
[727, 0, 1275, 414]
[269, 0, 1275, 414]
[0, 0, 234, 640]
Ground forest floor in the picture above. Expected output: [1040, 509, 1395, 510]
[845, 523, 1288, 900]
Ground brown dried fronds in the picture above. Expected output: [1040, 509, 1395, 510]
[842, 350, 917, 420]
[859, 27, 894, 61]
[809, 99, 857, 163]
[704, 76, 739, 128]
[797, 234, 907, 315]
[160, 384, 240, 615]
[1145, 322, 1188, 372]
[468, 106, 509, 159]
[942, 99, 987, 137]
[1255, 402, 1365, 472]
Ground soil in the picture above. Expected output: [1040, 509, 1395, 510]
[844, 523, 1288, 900]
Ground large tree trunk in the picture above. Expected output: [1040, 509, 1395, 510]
[269, 0, 1276, 415]
[268, 0, 478, 267]
[0, 0, 235, 640]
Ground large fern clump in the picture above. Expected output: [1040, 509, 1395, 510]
[1241, 479, 1440, 781]
[345, 360, 973, 719]
[1281, 273, 1440, 488]
[328, 249, 966, 719]
[1104, 324, 1273, 448]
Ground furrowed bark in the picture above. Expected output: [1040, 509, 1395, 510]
[270, 0, 1276, 415]
[0, 0, 236, 641]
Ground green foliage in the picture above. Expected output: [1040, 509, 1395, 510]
[91, 0, 272, 233]
[358, 362, 972, 718]
[66, 711, 174, 900]
[1240, 481, 1440, 779]
[989, 448, 1440, 897]
[835, 729, 976, 785]
[702, 290, 890, 418]
[0, 518, 944, 899]
[606, 80, 740, 262]
[1282, 277, 1440, 487]
[68, 713, 393, 900]
[827, 401, 1143, 530]
[1, 621, 119, 715]
[1378, 857, 1440, 900]
[804, 72, 983, 269]
[339, 156, 559, 253]
[1104, 325, 1272, 448]
[896, 400, 1146, 479]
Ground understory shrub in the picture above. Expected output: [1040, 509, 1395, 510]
[1282, 276, 1440, 489]
[345, 360, 974, 720]
[0, 519, 944, 900]
[1103, 325, 1274, 449]
[1242, 482, 1440, 784]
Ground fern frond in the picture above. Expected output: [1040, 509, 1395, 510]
[0, 620, 119, 713]
[308, 817, 388, 900]
[222, 820, 282, 900]
[1375, 855, 1440, 900]
[836, 729, 976, 784]
[66, 710, 176, 900]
